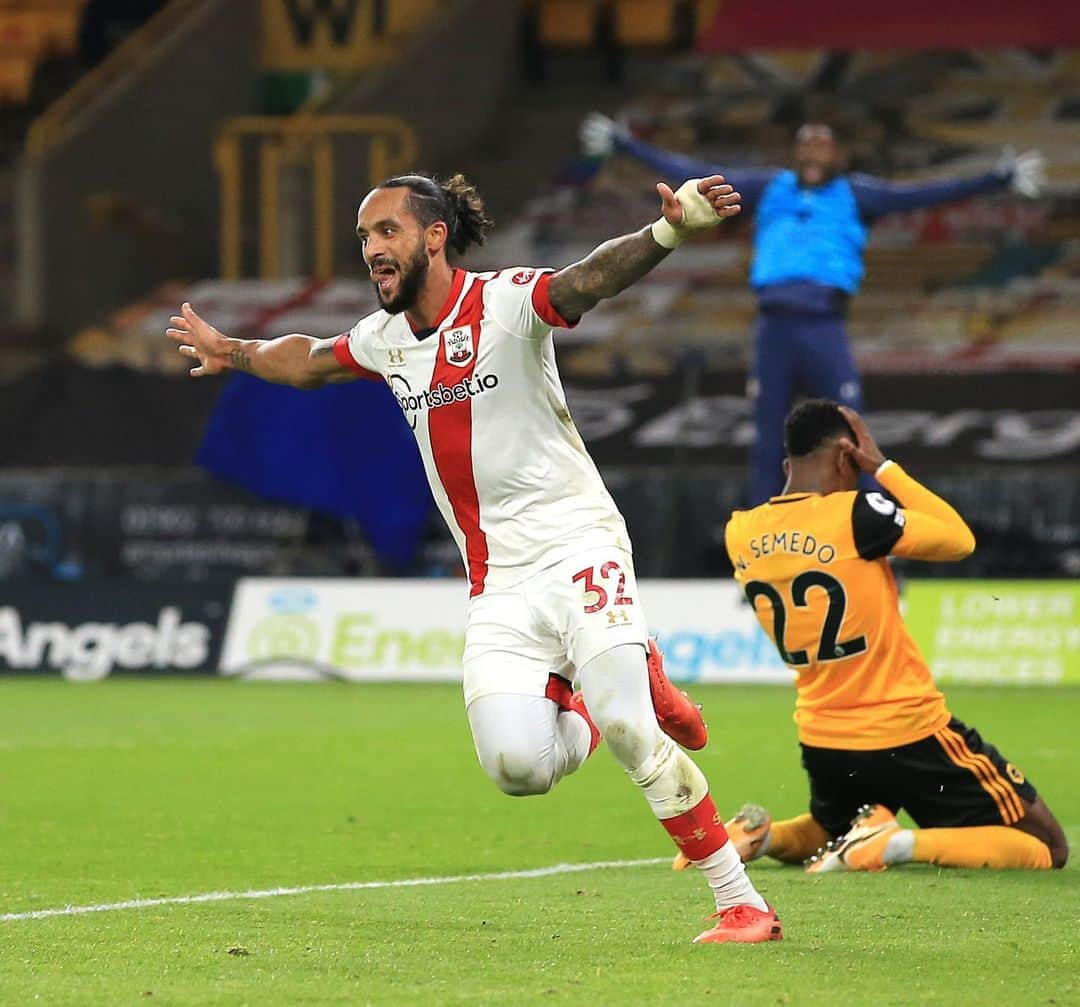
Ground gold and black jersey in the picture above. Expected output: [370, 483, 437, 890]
[726, 462, 975, 750]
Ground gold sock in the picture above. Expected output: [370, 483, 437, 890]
[767, 813, 832, 864]
[913, 826, 1052, 870]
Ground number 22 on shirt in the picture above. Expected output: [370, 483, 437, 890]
[745, 571, 867, 666]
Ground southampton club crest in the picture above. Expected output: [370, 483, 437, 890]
[442, 326, 474, 368]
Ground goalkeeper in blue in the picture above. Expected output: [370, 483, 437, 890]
[581, 118, 1045, 503]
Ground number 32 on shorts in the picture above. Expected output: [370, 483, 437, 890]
[572, 561, 634, 616]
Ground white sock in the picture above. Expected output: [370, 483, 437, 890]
[694, 842, 769, 912]
[577, 646, 768, 913]
[884, 829, 915, 866]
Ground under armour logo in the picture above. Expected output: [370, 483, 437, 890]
[388, 348, 405, 366]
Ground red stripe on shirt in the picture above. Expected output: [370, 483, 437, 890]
[531, 271, 579, 329]
[408, 267, 467, 334]
[427, 276, 490, 596]
[332, 333, 382, 380]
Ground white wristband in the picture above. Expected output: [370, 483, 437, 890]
[650, 217, 683, 249]
[875, 459, 894, 477]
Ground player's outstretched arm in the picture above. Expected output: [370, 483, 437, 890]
[165, 302, 356, 389]
[547, 176, 740, 322]
[582, 113, 721, 180]
[851, 150, 1045, 220]
[581, 114, 775, 210]
[839, 406, 975, 562]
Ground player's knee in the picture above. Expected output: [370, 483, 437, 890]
[1022, 798, 1069, 868]
[486, 748, 555, 797]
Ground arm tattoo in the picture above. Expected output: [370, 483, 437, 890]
[548, 226, 670, 322]
[311, 343, 335, 358]
[225, 348, 252, 371]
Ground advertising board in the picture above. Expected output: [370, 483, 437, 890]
[220, 578, 791, 684]
[904, 580, 1080, 685]
[0, 581, 230, 679]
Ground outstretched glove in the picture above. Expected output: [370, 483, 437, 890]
[580, 112, 628, 158]
[997, 148, 1046, 198]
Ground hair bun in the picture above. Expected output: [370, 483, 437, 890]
[439, 173, 494, 254]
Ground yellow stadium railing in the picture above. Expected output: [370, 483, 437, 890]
[213, 115, 417, 280]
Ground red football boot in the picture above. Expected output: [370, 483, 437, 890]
[647, 639, 708, 750]
[693, 904, 783, 945]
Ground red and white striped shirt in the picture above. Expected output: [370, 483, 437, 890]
[334, 266, 631, 596]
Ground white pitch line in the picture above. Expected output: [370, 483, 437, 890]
[0, 857, 670, 923]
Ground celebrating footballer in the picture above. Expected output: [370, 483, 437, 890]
[168, 170, 784, 944]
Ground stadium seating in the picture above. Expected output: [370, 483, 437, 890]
[533, 0, 599, 47]
[505, 45, 1080, 373]
[0, 48, 33, 105]
[5, 29, 1077, 583]
[526, 0, 708, 48]
[0, 0, 87, 106]
[612, 1, 680, 46]
[58, 42, 1078, 378]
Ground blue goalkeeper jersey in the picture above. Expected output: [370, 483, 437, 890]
[751, 170, 865, 294]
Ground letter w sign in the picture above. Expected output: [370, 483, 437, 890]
[262, 0, 404, 71]
[282, 0, 374, 45]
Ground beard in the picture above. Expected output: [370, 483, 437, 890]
[374, 244, 429, 315]
[797, 160, 837, 186]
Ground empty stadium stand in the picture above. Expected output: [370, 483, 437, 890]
[505, 44, 1080, 374]
[2, 3, 1076, 580]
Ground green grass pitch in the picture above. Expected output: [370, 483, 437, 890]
[1, 681, 1077, 1006]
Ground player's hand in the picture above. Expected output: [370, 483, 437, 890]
[165, 302, 238, 377]
[998, 147, 1046, 198]
[837, 406, 886, 473]
[580, 112, 626, 158]
[657, 175, 741, 227]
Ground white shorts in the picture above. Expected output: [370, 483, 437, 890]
[462, 546, 650, 708]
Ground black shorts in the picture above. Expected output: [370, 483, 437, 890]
[801, 717, 1039, 838]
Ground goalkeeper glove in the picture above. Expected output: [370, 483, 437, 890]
[997, 148, 1046, 198]
[580, 112, 628, 158]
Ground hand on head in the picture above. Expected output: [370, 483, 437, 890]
[836, 406, 886, 474]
